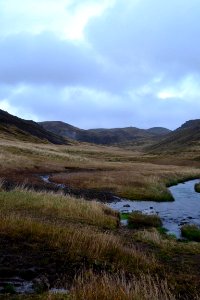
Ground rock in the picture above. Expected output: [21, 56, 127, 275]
[121, 209, 129, 213]
[50, 288, 69, 294]
[123, 204, 130, 208]
[179, 221, 188, 226]
[150, 207, 154, 209]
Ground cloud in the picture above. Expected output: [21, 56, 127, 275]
[86, 0, 200, 80]
[0, 0, 200, 130]
[0, 0, 114, 40]
[0, 31, 140, 93]
[0, 32, 101, 86]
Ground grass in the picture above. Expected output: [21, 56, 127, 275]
[1, 139, 200, 202]
[0, 212, 156, 274]
[0, 188, 157, 276]
[1, 137, 200, 298]
[133, 228, 200, 253]
[132, 229, 200, 297]
[120, 212, 130, 220]
[0, 188, 118, 229]
[0, 270, 177, 300]
[181, 224, 200, 242]
[128, 212, 162, 229]
[70, 271, 176, 300]
[0, 294, 69, 299]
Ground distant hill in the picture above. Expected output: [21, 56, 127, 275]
[146, 127, 171, 135]
[39, 121, 170, 146]
[0, 110, 70, 144]
[148, 119, 200, 152]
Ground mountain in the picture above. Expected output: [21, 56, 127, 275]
[0, 110, 70, 144]
[148, 119, 200, 152]
[39, 121, 171, 146]
[146, 127, 171, 135]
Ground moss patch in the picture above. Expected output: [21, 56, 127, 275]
[181, 224, 200, 242]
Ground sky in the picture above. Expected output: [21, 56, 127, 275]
[0, 0, 200, 129]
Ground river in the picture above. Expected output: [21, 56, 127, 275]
[108, 179, 200, 237]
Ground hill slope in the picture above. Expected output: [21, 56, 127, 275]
[0, 110, 69, 144]
[148, 119, 200, 152]
[40, 121, 170, 146]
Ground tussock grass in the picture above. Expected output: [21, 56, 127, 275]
[0, 188, 118, 229]
[71, 271, 175, 300]
[128, 212, 162, 229]
[0, 213, 156, 273]
[0, 188, 157, 275]
[133, 228, 200, 254]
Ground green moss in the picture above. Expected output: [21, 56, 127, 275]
[181, 224, 200, 242]
[120, 212, 130, 220]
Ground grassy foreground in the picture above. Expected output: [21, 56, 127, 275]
[0, 187, 200, 299]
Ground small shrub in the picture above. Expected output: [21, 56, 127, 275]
[128, 211, 162, 229]
[181, 224, 200, 242]
[194, 182, 200, 193]
[3, 283, 16, 294]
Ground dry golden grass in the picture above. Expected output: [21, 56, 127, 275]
[71, 271, 176, 300]
[0, 188, 118, 229]
[0, 212, 156, 273]
[1, 138, 200, 201]
[0, 187, 157, 274]
[133, 228, 200, 254]
[51, 164, 200, 201]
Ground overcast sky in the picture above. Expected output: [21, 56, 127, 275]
[0, 0, 200, 129]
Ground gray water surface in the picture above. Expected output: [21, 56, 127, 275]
[108, 179, 200, 237]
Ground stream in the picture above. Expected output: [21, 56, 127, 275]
[108, 179, 200, 237]
[41, 175, 200, 238]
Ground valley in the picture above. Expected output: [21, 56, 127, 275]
[0, 110, 200, 299]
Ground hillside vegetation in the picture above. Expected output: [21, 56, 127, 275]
[40, 121, 170, 146]
[0, 109, 70, 145]
[149, 119, 200, 153]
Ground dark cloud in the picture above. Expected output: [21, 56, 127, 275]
[0, 33, 101, 86]
[0, 31, 137, 93]
[86, 0, 200, 80]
